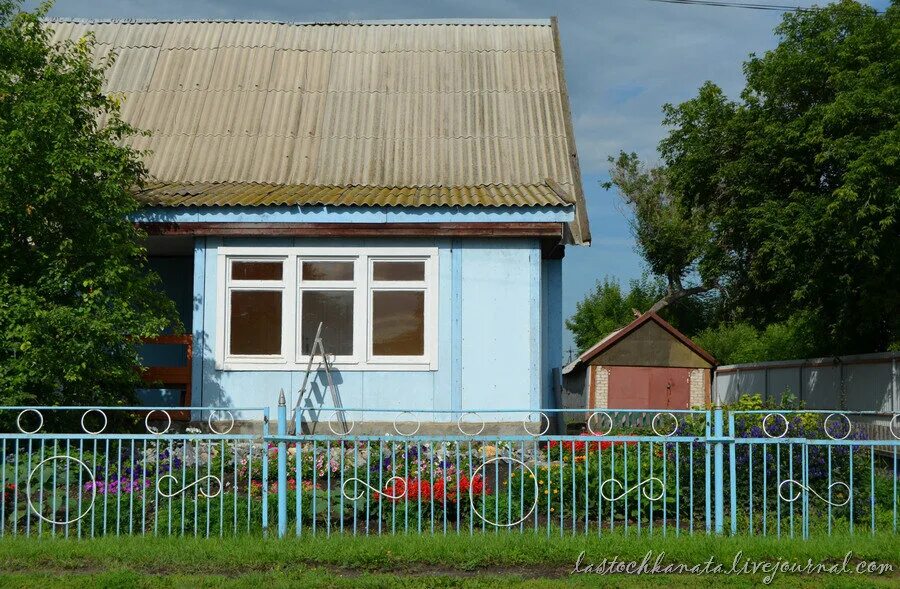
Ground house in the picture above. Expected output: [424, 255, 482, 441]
[562, 313, 715, 411]
[48, 19, 590, 421]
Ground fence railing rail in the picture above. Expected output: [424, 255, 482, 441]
[0, 400, 897, 539]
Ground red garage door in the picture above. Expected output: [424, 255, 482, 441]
[607, 366, 691, 410]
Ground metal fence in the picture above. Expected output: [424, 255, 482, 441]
[1, 399, 898, 539]
[0, 405, 270, 538]
[713, 353, 898, 410]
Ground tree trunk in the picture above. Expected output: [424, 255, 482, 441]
[647, 283, 718, 314]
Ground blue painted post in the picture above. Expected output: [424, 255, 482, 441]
[450, 240, 462, 413]
[728, 413, 737, 535]
[277, 390, 287, 538]
[713, 406, 724, 535]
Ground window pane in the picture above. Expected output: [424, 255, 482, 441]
[373, 261, 425, 281]
[372, 291, 424, 356]
[302, 261, 354, 281]
[232, 261, 283, 281]
[229, 291, 282, 355]
[301, 291, 354, 355]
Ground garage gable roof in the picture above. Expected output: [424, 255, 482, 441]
[565, 312, 716, 373]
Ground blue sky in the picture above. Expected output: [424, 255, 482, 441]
[47, 0, 891, 355]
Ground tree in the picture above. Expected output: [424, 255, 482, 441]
[566, 275, 715, 352]
[0, 2, 179, 409]
[692, 315, 819, 365]
[566, 277, 661, 352]
[605, 1, 899, 355]
[602, 152, 719, 315]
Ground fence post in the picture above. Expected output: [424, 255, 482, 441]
[728, 411, 736, 535]
[277, 390, 287, 538]
[714, 405, 724, 534]
[262, 406, 270, 536]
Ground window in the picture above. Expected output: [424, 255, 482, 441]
[370, 261, 427, 359]
[224, 258, 286, 361]
[298, 260, 356, 358]
[217, 247, 437, 371]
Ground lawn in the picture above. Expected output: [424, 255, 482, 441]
[0, 532, 898, 588]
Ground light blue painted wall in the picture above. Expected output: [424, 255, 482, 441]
[459, 240, 537, 415]
[187, 236, 554, 420]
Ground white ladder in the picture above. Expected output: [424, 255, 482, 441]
[293, 322, 348, 433]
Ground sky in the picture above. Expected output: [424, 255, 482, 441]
[46, 0, 891, 357]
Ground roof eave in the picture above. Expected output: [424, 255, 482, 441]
[549, 17, 591, 247]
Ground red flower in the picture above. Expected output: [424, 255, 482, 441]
[267, 477, 298, 493]
[376, 474, 487, 503]
[548, 433, 637, 455]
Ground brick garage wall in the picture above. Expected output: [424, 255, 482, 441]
[591, 366, 609, 409]
[689, 368, 708, 407]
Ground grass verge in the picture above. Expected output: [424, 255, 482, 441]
[0, 532, 897, 588]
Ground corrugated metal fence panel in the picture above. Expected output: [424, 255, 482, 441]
[846, 362, 895, 413]
[714, 353, 898, 411]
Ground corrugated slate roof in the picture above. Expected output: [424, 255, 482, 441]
[47, 19, 590, 243]
[137, 181, 568, 208]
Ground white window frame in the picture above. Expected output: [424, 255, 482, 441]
[219, 254, 292, 368]
[216, 246, 438, 371]
[296, 254, 363, 366]
[367, 256, 435, 366]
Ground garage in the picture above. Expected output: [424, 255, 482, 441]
[562, 312, 716, 410]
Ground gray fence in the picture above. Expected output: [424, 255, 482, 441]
[713, 352, 899, 442]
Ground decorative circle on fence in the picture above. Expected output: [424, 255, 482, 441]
[523, 412, 550, 436]
[778, 479, 850, 507]
[762, 413, 789, 438]
[393, 411, 421, 436]
[80, 409, 108, 435]
[26, 455, 96, 525]
[156, 474, 222, 499]
[16, 409, 43, 435]
[890, 414, 900, 440]
[328, 411, 355, 436]
[207, 410, 235, 435]
[145, 409, 172, 435]
[586, 411, 613, 437]
[823, 413, 852, 441]
[651, 412, 678, 437]
[457, 412, 485, 436]
[342, 475, 407, 501]
[469, 457, 538, 527]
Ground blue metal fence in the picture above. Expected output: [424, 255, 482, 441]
[0, 400, 897, 539]
[0, 406, 270, 538]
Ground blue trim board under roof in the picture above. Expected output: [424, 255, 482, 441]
[133, 206, 574, 224]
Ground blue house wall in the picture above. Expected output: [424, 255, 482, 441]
[138, 206, 570, 421]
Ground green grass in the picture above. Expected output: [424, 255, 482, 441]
[0, 532, 898, 588]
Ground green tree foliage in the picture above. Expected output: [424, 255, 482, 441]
[566, 277, 661, 352]
[565, 275, 715, 352]
[692, 315, 819, 365]
[662, 0, 899, 353]
[597, 1, 899, 358]
[0, 2, 179, 407]
[602, 153, 718, 315]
